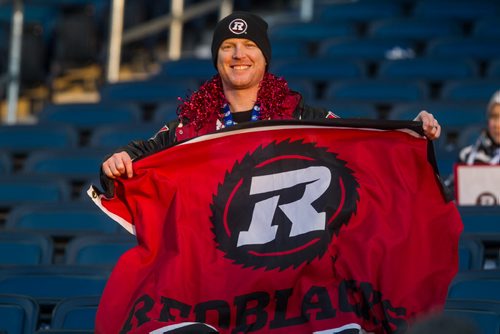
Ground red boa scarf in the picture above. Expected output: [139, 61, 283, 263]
[177, 72, 291, 130]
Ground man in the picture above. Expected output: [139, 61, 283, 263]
[102, 11, 441, 182]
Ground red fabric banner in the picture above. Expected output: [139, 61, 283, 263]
[89, 121, 462, 334]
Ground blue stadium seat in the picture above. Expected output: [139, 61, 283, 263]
[313, 101, 380, 119]
[99, 79, 198, 105]
[448, 270, 500, 301]
[270, 21, 357, 43]
[389, 101, 485, 131]
[486, 59, 500, 78]
[271, 58, 365, 82]
[5, 202, 120, 237]
[368, 18, 462, 41]
[89, 124, 161, 149]
[317, 1, 403, 21]
[456, 125, 484, 149]
[318, 37, 416, 61]
[427, 37, 500, 61]
[458, 206, 500, 241]
[0, 231, 53, 265]
[284, 79, 318, 101]
[272, 39, 310, 59]
[441, 79, 500, 102]
[473, 17, 500, 38]
[0, 150, 11, 174]
[22, 148, 108, 181]
[444, 299, 500, 334]
[155, 58, 215, 83]
[0, 265, 110, 306]
[324, 79, 428, 103]
[37, 103, 143, 129]
[65, 234, 136, 267]
[446, 299, 500, 314]
[0, 124, 78, 154]
[458, 236, 485, 271]
[433, 147, 459, 178]
[51, 296, 100, 331]
[378, 58, 478, 81]
[0, 294, 39, 334]
[0, 175, 71, 208]
[413, 1, 499, 21]
[152, 103, 178, 124]
[0, 4, 58, 43]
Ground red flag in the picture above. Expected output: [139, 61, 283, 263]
[89, 120, 462, 334]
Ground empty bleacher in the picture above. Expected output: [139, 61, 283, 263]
[1, 0, 499, 332]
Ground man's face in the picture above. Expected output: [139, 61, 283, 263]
[488, 104, 500, 145]
[217, 38, 266, 91]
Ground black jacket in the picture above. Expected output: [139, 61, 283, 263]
[118, 96, 327, 161]
[100, 94, 329, 195]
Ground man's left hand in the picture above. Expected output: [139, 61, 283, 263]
[414, 110, 441, 140]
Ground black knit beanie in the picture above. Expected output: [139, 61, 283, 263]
[211, 11, 271, 68]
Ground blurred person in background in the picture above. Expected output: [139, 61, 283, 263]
[459, 90, 500, 165]
[445, 90, 500, 193]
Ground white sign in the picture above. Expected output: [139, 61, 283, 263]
[456, 165, 500, 206]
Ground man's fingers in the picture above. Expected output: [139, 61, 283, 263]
[114, 159, 126, 174]
[416, 110, 441, 140]
[115, 153, 133, 178]
[424, 122, 440, 140]
[124, 158, 133, 178]
[435, 125, 441, 139]
[102, 163, 116, 179]
[102, 152, 133, 179]
[108, 160, 124, 178]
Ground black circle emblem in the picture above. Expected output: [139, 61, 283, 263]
[210, 139, 360, 271]
[476, 192, 498, 206]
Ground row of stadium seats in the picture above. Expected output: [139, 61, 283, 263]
[1, 293, 96, 334]
[5, 95, 493, 126]
[1, 0, 499, 90]
[2, 0, 499, 49]
[0, 267, 106, 333]
[0, 226, 493, 270]
[90, 56, 496, 92]
[1, 202, 118, 236]
[312, 0, 500, 22]
[0, 201, 498, 267]
[1, 0, 499, 332]
[0, 123, 483, 178]
[270, 16, 500, 41]
[3, 262, 500, 332]
[268, 36, 500, 61]
[101, 77, 499, 103]
[0, 231, 135, 266]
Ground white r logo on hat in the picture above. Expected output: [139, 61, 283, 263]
[229, 19, 247, 34]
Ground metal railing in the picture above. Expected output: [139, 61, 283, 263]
[106, 0, 234, 83]
[4, 0, 23, 124]
[2, 0, 318, 124]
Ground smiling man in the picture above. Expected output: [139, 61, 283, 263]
[101, 11, 441, 187]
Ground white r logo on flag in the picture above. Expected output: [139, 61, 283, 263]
[237, 166, 331, 247]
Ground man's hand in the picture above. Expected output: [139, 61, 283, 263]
[414, 110, 441, 140]
[102, 151, 133, 179]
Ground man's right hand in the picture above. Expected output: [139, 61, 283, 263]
[102, 151, 133, 179]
